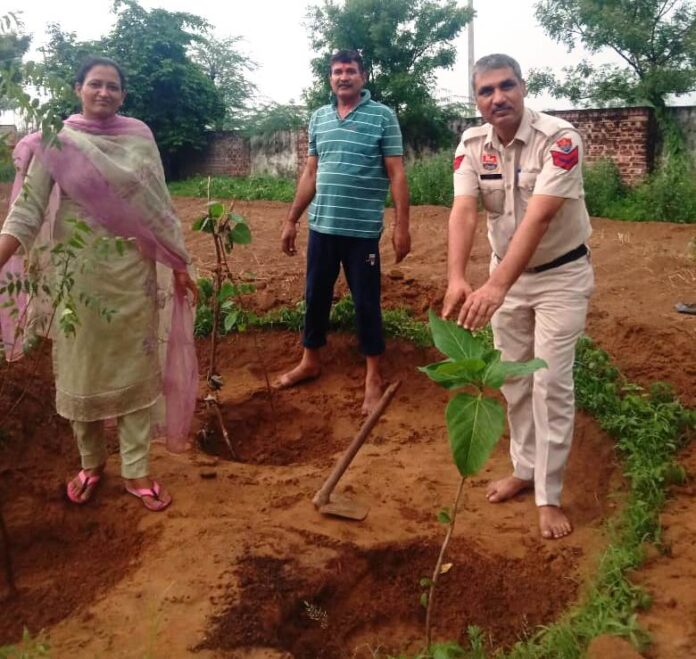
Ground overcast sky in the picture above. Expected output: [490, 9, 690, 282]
[5, 0, 694, 116]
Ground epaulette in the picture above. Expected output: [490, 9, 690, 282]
[461, 124, 489, 143]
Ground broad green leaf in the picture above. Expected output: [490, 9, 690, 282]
[419, 592, 429, 608]
[192, 217, 205, 231]
[228, 212, 245, 224]
[482, 358, 548, 389]
[230, 223, 252, 245]
[428, 310, 485, 361]
[419, 359, 484, 389]
[419, 577, 433, 588]
[437, 509, 452, 525]
[446, 393, 505, 476]
[207, 202, 225, 219]
[218, 281, 237, 301]
[223, 310, 239, 332]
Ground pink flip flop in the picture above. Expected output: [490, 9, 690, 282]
[125, 480, 172, 512]
[66, 469, 102, 504]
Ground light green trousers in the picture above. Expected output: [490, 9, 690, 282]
[70, 406, 152, 479]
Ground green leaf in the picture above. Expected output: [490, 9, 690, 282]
[482, 358, 548, 389]
[218, 281, 237, 301]
[208, 201, 225, 220]
[431, 642, 467, 659]
[446, 393, 505, 477]
[419, 592, 429, 608]
[418, 360, 483, 389]
[428, 310, 485, 361]
[419, 577, 433, 588]
[230, 222, 252, 245]
[437, 509, 452, 525]
[223, 310, 239, 332]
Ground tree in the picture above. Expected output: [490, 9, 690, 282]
[304, 0, 472, 150]
[0, 12, 31, 112]
[529, 0, 696, 115]
[106, 0, 224, 172]
[241, 101, 309, 135]
[191, 35, 257, 130]
[36, 0, 225, 175]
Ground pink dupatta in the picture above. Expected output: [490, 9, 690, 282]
[0, 114, 197, 452]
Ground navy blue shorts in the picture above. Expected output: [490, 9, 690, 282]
[303, 230, 384, 356]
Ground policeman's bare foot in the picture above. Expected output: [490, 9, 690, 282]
[485, 476, 533, 503]
[361, 375, 384, 416]
[274, 352, 321, 389]
[539, 505, 572, 539]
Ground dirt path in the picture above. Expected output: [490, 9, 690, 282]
[0, 189, 694, 656]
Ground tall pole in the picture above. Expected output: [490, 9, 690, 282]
[468, 0, 475, 104]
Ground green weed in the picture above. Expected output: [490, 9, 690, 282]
[169, 175, 295, 202]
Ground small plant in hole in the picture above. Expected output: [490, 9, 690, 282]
[418, 311, 546, 653]
[192, 179, 263, 457]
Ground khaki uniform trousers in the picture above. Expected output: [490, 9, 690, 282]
[70, 405, 152, 479]
[490, 255, 594, 507]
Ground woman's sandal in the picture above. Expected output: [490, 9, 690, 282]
[125, 480, 172, 512]
[66, 469, 102, 504]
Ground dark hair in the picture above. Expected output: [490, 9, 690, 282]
[472, 53, 523, 92]
[75, 56, 126, 90]
[329, 49, 364, 74]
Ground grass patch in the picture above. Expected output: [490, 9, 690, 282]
[168, 175, 295, 202]
[584, 156, 696, 223]
[201, 296, 695, 657]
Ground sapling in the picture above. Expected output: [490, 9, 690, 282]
[419, 311, 546, 651]
[192, 178, 254, 457]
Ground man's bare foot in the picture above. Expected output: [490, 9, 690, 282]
[124, 477, 172, 512]
[66, 465, 105, 504]
[485, 475, 533, 503]
[361, 376, 384, 416]
[539, 505, 572, 539]
[273, 363, 321, 389]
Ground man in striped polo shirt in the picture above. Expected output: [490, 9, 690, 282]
[276, 49, 411, 415]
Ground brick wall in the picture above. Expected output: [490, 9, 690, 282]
[295, 127, 309, 178]
[179, 131, 250, 179]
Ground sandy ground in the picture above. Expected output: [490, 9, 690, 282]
[0, 189, 694, 657]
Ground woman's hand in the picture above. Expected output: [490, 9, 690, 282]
[173, 270, 199, 306]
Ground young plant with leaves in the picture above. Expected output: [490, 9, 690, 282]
[192, 182, 253, 456]
[419, 311, 546, 651]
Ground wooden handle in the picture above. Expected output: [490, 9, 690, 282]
[313, 380, 401, 507]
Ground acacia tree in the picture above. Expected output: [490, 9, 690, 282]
[191, 35, 257, 131]
[304, 0, 472, 150]
[529, 0, 696, 118]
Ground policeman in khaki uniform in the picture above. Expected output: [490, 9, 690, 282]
[443, 53, 594, 540]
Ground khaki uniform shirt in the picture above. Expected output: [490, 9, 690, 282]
[453, 107, 591, 268]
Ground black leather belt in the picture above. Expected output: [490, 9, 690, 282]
[530, 244, 588, 272]
[496, 244, 589, 273]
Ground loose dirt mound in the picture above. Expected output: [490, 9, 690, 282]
[202, 537, 579, 657]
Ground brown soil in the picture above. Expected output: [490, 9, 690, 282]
[0, 187, 694, 657]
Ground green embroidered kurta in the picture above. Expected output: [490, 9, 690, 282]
[2, 154, 162, 422]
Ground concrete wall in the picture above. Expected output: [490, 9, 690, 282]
[250, 131, 298, 179]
